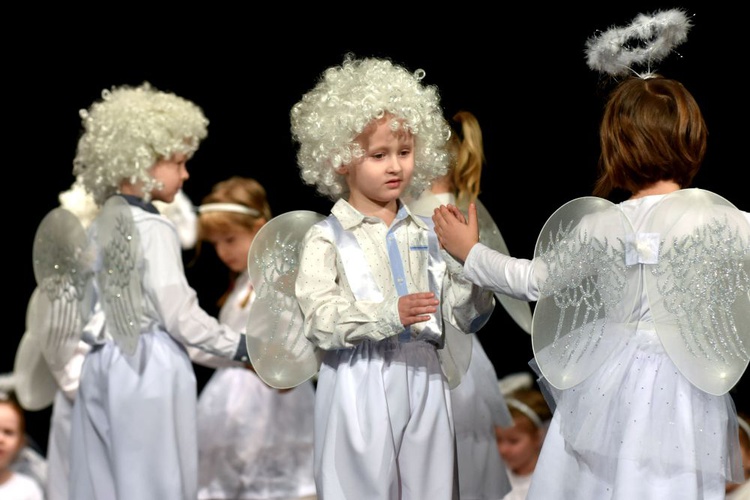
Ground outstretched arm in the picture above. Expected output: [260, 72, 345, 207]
[432, 203, 480, 263]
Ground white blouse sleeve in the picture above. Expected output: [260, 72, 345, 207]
[464, 243, 539, 302]
[140, 217, 245, 361]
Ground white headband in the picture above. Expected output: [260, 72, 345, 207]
[739, 416, 750, 440]
[507, 398, 543, 428]
[198, 203, 260, 217]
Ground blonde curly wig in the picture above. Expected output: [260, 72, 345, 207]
[73, 82, 208, 205]
[290, 53, 451, 201]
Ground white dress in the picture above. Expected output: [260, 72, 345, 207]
[196, 270, 317, 500]
[502, 470, 532, 500]
[0, 472, 44, 500]
[462, 190, 750, 500]
[69, 196, 246, 500]
[296, 199, 495, 500]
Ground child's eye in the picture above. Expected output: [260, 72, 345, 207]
[371, 152, 385, 160]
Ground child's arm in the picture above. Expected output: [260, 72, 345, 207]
[142, 217, 248, 362]
[435, 203, 538, 302]
[296, 224, 423, 350]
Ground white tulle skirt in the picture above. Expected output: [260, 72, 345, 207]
[528, 328, 741, 500]
[196, 367, 316, 500]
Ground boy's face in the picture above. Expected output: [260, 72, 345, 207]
[149, 153, 189, 203]
[342, 116, 414, 211]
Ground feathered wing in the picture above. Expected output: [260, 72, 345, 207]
[645, 189, 750, 395]
[31, 206, 95, 370]
[13, 289, 59, 411]
[94, 196, 143, 356]
[245, 211, 326, 389]
[531, 197, 636, 390]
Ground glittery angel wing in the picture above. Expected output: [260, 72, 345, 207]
[531, 197, 637, 390]
[245, 210, 326, 389]
[13, 288, 61, 411]
[31, 206, 95, 370]
[644, 189, 750, 395]
[95, 196, 143, 356]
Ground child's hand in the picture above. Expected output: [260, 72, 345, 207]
[432, 203, 480, 263]
[398, 292, 438, 327]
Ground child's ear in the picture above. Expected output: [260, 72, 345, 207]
[336, 165, 349, 175]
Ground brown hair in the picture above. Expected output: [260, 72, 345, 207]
[507, 388, 552, 433]
[593, 76, 707, 198]
[195, 176, 271, 307]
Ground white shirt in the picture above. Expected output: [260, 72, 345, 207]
[0, 472, 44, 500]
[297, 199, 494, 351]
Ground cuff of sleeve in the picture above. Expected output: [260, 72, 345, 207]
[441, 248, 466, 275]
[233, 334, 250, 363]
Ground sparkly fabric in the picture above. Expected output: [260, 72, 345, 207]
[463, 188, 750, 499]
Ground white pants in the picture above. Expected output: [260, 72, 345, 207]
[314, 339, 457, 500]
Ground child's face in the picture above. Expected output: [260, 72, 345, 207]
[495, 417, 543, 476]
[149, 153, 189, 203]
[206, 224, 261, 274]
[342, 116, 414, 213]
[0, 402, 24, 472]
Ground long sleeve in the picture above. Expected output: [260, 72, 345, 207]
[134, 211, 247, 362]
[296, 221, 404, 350]
[464, 243, 539, 302]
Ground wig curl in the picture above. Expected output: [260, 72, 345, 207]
[73, 82, 208, 205]
[290, 54, 451, 201]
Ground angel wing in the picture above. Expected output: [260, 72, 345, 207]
[31, 206, 94, 369]
[531, 197, 636, 390]
[94, 196, 143, 355]
[245, 210, 326, 389]
[644, 189, 750, 395]
[13, 288, 60, 411]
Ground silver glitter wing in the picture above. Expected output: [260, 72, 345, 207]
[245, 210, 326, 389]
[644, 189, 750, 395]
[13, 288, 60, 411]
[531, 197, 636, 390]
[31, 206, 94, 369]
[95, 196, 143, 356]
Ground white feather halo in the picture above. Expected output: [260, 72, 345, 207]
[585, 8, 692, 78]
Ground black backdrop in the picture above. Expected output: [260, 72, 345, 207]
[6, 3, 747, 452]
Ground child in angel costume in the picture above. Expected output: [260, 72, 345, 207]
[243, 54, 495, 500]
[33, 83, 250, 500]
[407, 110, 534, 500]
[432, 9, 750, 500]
[17, 179, 199, 500]
[494, 373, 552, 500]
[192, 176, 316, 500]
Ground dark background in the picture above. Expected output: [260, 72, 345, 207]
[6, 3, 747, 453]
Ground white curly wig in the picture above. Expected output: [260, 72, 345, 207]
[290, 54, 452, 201]
[73, 82, 208, 205]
